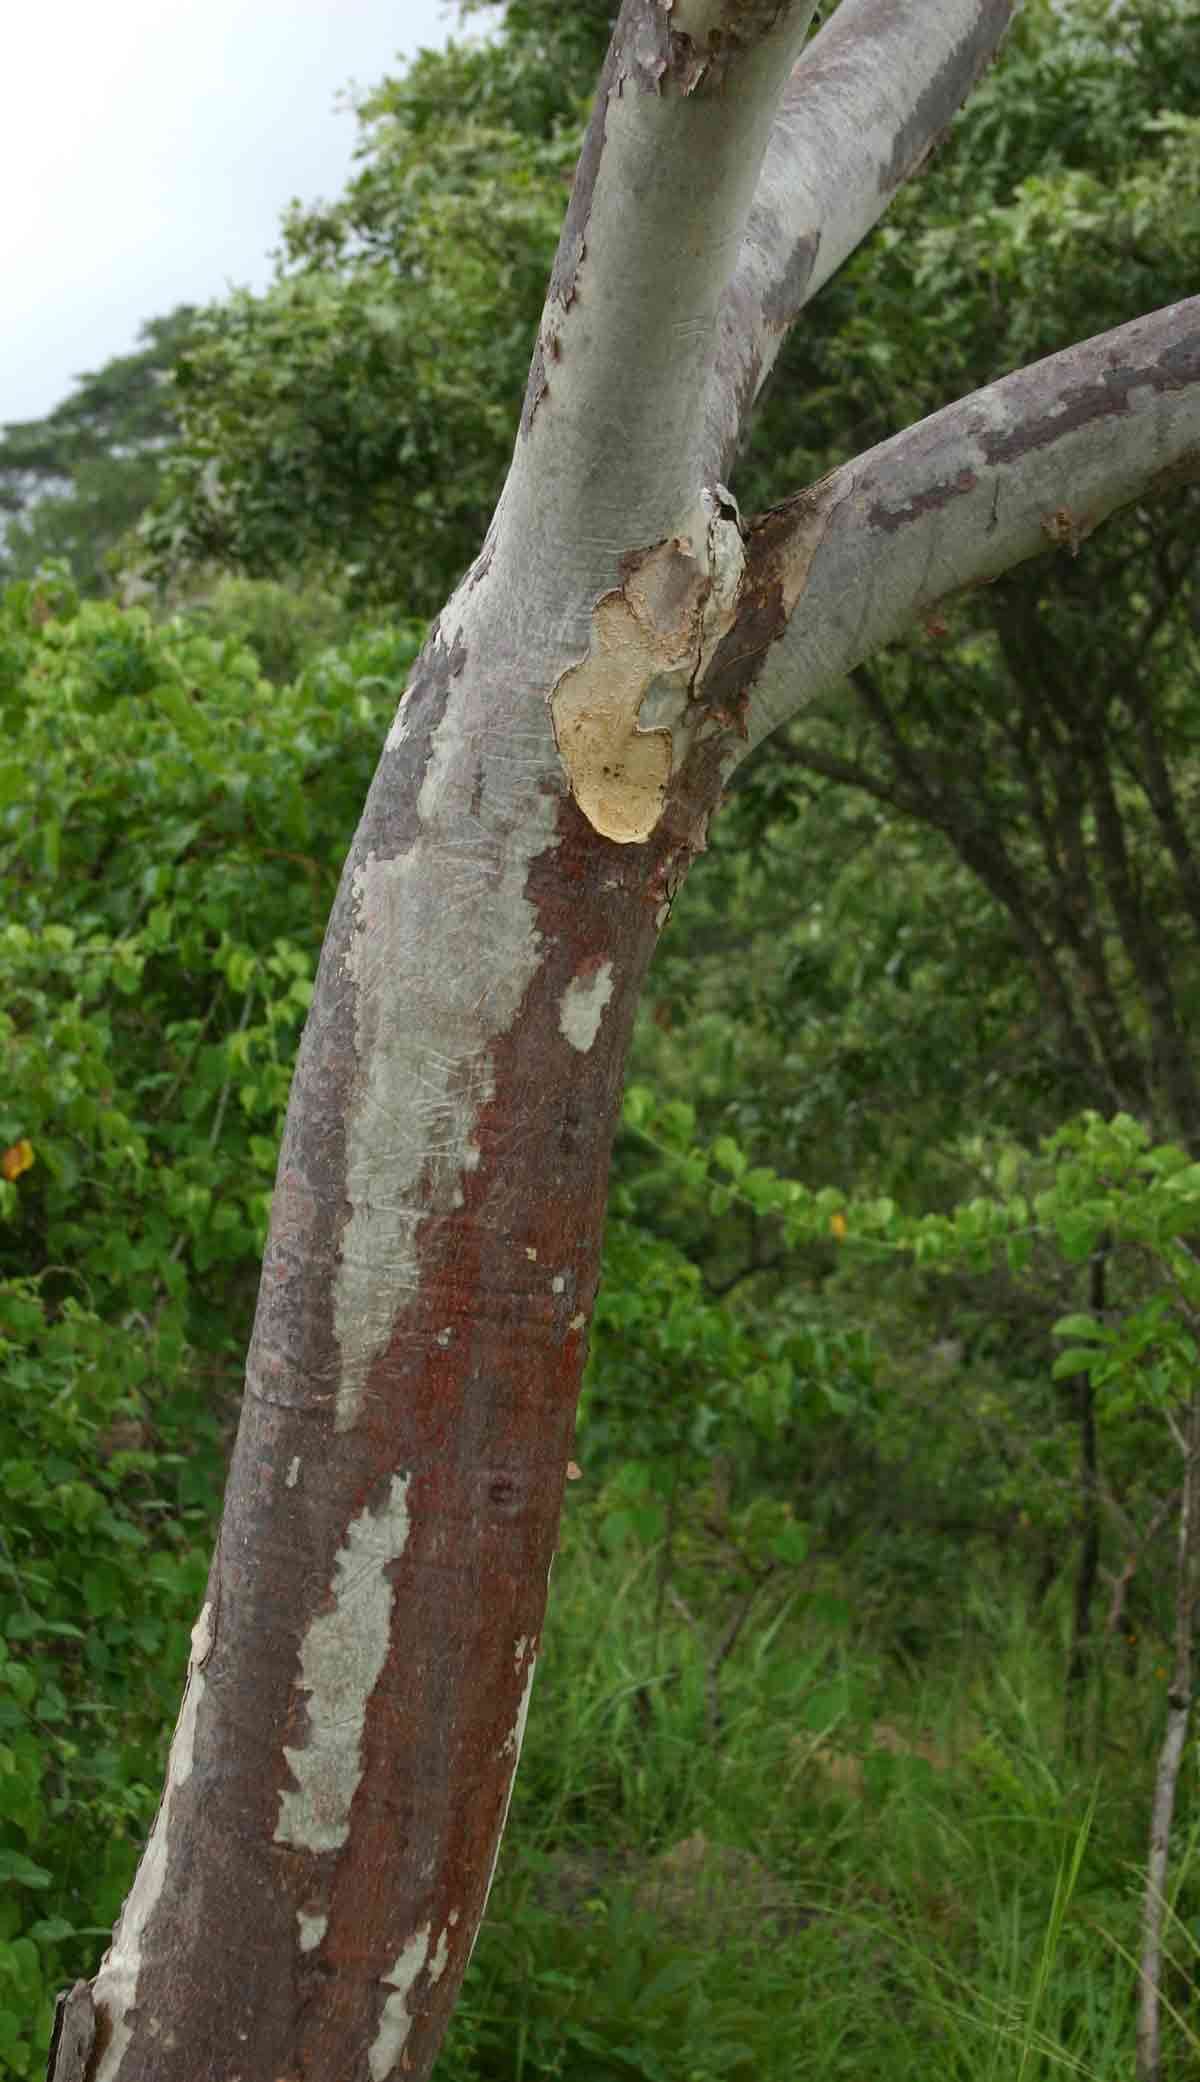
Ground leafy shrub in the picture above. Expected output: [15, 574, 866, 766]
[0, 1283, 213, 2069]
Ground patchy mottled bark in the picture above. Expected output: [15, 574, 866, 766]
[79, 573, 729, 2078]
[49, 3, 1200, 2079]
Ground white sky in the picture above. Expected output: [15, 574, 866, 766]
[4, 0, 460, 427]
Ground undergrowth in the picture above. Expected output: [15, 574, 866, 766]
[438, 1521, 1200, 2081]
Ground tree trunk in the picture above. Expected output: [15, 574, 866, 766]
[49, 3, 1200, 2077]
[1066, 1244, 1106, 1754]
[80, 616, 706, 2076]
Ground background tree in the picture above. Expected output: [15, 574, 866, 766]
[0, 309, 196, 595]
[136, 40, 578, 611]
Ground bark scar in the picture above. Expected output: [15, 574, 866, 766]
[549, 492, 744, 844]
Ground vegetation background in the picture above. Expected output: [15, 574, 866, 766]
[3, 2, 1200, 2074]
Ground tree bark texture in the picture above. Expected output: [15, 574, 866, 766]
[83, 629, 693, 2080]
[51, 3, 1200, 2079]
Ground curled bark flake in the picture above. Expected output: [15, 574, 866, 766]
[47, 1983, 96, 2082]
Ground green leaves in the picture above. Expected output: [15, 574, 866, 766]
[621, 1090, 1200, 1452]
[0, 1856, 50, 1891]
[0, 582, 423, 1325]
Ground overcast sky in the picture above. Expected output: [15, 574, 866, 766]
[5, 0, 461, 428]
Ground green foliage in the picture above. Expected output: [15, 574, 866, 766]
[176, 575, 357, 685]
[0, 569, 421, 1337]
[614, 1087, 1196, 1649]
[0, 1282, 213, 2071]
[621, 1090, 1200, 1416]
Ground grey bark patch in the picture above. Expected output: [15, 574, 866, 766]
[981, 325, 1200, 465]
[245, 624, 461, 1421]
[1161, 321, 1200, 389]
[866, 467, 978, 532]
[879, 0, 1016, 194]
[760, 226, 820, 329]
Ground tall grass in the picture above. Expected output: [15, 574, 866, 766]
[438, 1516, 1200, 2080]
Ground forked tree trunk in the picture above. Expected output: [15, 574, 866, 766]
[50, 4, 1200, 2078]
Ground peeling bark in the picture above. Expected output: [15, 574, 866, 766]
[550, 491, 745, 842]
[46, 1986, 95, 2082]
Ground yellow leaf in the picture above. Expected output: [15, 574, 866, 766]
[829, 1212, 847, 1240]
[1, 1140, 34, 1182]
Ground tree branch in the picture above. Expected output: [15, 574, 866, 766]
[725, 297, 1200, 749]
[496, 0, 817, 612]
[779, 673, 1116, 1104]
[986, 605, 1152, 1113]
[1138, 1389, 1200, 2082]
[702, 0, 1019, 478]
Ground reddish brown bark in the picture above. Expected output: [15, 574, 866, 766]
[72, 618, 726, 2079]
